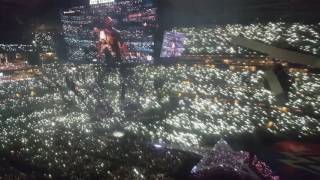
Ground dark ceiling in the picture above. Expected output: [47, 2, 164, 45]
[0, 0, 319, 43]
[0, 0, 83, 43]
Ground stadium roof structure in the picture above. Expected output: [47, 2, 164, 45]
[232, 36, 320, 68]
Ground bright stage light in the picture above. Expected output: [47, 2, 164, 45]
[90, 0, 115, 5]
[113, 131, 125, 138]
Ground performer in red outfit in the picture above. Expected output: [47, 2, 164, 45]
[93, 17, 127, 64]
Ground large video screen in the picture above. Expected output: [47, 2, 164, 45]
[61, 0, 158, 63]
[161, 23, 320, 58]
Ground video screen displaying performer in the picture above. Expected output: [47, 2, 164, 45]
[93, 17, 127, 64]
[61, 0, 158, 64]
